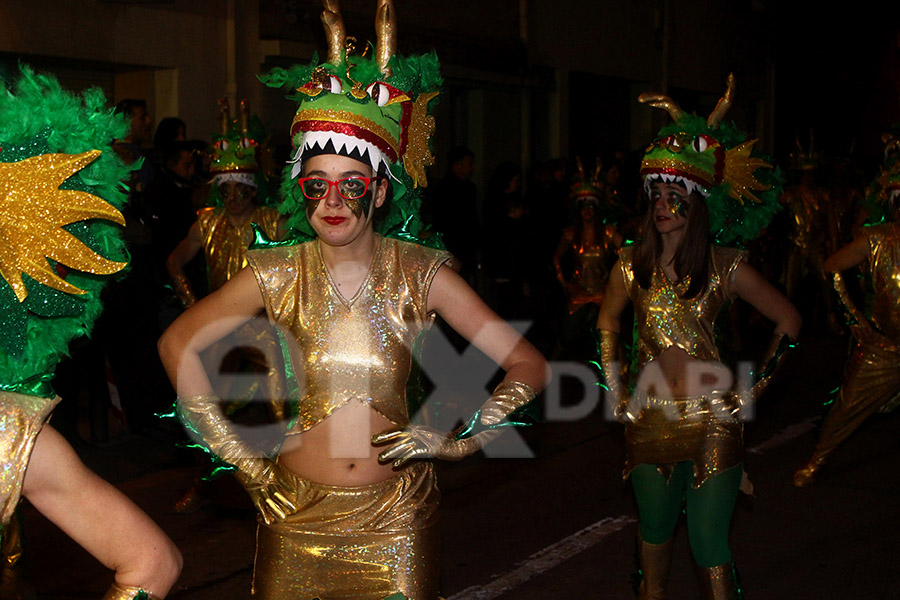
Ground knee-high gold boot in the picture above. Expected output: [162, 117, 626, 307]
[637, 536, 673, 599]
[695, 562, 741, 600]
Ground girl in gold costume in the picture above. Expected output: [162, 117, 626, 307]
[793, 161, 900, 486]
[597, 77, 800, 599]
[158, 2, 547, 599]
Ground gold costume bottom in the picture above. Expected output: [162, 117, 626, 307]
[252, 461, 440, 600]
[624, 392, 743, 488]
[0, 392, 59, 527]
[813, 340, 900, 459]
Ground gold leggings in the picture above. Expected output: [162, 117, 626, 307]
[813, 340, 900, 460]
[252, 461, 440, 600]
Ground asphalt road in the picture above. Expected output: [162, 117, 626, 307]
[14, 330, 900, 599]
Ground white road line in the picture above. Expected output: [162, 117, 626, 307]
[746, 417, 817, 455]
[446, 515, 636, 600]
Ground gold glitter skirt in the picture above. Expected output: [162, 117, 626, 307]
[0, 392, 59, 525]
[252, 461, 440, 600]
[624, 392, 743, 488]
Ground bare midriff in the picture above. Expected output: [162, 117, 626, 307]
[278, 400, 403, 486]
[636, 347, 731, 399]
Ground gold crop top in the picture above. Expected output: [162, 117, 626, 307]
[619, 245, 745, 368]
[246, 236, 452, 435]
[198, 206, 282, 292]
[864, 223, 900, 344]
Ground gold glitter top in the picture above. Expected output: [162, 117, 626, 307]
[619, 245, 745, 367]
[864, 223, 900, 343]
[198, 206, 282, 292]
[246, 236, 452, 434]
[0, 391, 59, 525]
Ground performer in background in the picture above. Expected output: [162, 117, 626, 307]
[793, 157, 900, 487]
[165, 99, 288, 513]
[0, 66, 180, 599]
[159, 2, 547, 599]
[597, 76, 800, 599]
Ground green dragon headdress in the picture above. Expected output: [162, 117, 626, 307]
[259, 0, 442, 244]
[639, 74, 783, 245]
[862, 125, 900, 224]
[207, 97, 278, 206]
[0, 66, 130, 397]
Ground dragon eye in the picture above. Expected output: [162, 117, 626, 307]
[692, 136, 709, 152]
[218, 140, 230, 151]
[327, 75, 343, 94]
[365, 82, 389, 107]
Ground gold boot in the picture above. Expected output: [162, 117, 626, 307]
[792, 453, 827, 487]
[695, 562, 741, 600]
[637, 535, 673, 599]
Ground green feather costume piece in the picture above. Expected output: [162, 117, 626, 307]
[0, 65, 131, 397]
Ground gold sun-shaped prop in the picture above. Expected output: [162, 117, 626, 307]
[0, 150, 127, 303]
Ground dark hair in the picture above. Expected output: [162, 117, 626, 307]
[163, 140, 195, 167]
[447, 145, 474, 166]
[154, 117, 186, 150]
[114, 98, 146, 117]
[633, 189, 710, 299]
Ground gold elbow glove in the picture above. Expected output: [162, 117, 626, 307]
[373, 379, 535, 467]
[373, 426, 501, 468]
[833, 272, 866, 327]
[177, 394, 296, 524]
[478, 380, 537, 425]
[747, 333, 796, 402]
[171, 273, 197, 308]
[102, 583, 161, 600]
[599, 329, 630, 420]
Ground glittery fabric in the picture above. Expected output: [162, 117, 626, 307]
[619, 245, 745, 367]
[102, 582, 160, 600]
[252, 461, 440, 600]
[694, 562, 740, 600]
[246, 236, 451, 434]
[618, 245, 745, 487]
[559, 224, 618, 311]
[0, 391, 59, 525]
[0, 150, 126, 302]
[198, 206, 282, 292]
[862, 224, 900, 343]
[811, 333, 900, 459]
[623, 391, 743, 488]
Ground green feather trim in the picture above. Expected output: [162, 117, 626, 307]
[0, 64, 131, 394]
[651, 115, 783, 245]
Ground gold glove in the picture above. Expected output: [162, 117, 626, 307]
[177, 394, 297, 524]
[171, 273, 197, 308]
[373, 426, 501, 468]
[102, 582, 160, 600]
[478, 380, 537, 425]
[747, 332, 795, 402]
[833, 272, 866, 327]
[599, 329, 630, 420]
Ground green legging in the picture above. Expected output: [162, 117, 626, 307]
[631, 461, 743, 568]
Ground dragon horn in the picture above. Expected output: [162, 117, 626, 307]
[638, 93, 684, 123]
[321, 0, 346, 65]
[375, 0, 397, 76]
[217, 97, 230, 136]
[594, 157, 604, 182]
[575, 156, 586, 180]
[240, 99, 249, 136]
[707, 73, 735, 128]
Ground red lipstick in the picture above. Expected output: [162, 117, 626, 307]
[322, 216, 347, 225]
